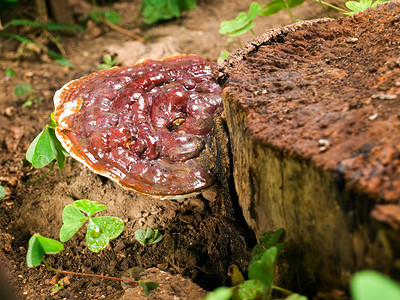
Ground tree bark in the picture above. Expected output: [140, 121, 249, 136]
[218, 1, 400, 293]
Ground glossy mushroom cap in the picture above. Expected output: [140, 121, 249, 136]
[53, 55, 222, 199]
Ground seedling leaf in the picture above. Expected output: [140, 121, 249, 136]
[97, 54, 118, 69]
[248, 246, 279, 285]
[202, 287, 233, 300]
[60, 204, 88, 242]
[286, 293, 308, 300]
[344, 0, 387, 14]
[86, 216, 125, 252]
[0, 32, 40, 46]
[350, 270, 400, 300]
[227, 264, 245, 286]
[26, 126, 56, 168]
[135, 228, 163, 246]
[260, 0, 306, 16]
[219, 2, 263, 37]
[238, 279, 268, 300]
[251, 228, 284, 262]
[26, 123, 68, 170]
[73, 199, 108, 217]
[14, 83, 34, 97]
[217, 50, 230, 63]
[178, 0, 197, 10]
[3, 19, 83, 31]
[259, 228, 284, 249]
[140, 0, 197, 24]
[139, 280, 159, 296]
[47, 50, 73, 68]
[0, 185, 6, 200]
[90, 10, 121, 24]
[27, 234, 63, 267]
[5, 67, 16, 77]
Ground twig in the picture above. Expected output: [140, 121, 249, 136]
[42, 259, 139, 284]
[312, 0, 349, 13]
[101, 19, 147, 43]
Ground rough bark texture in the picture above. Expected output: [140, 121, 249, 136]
[218, 1, 400, 293]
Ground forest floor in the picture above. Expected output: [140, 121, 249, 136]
[0, 1, 338, 299]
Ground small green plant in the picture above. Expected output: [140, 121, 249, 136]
[219, 0, 390, 40]
[51, 280, 64, 292]
[26, 233, 64, 268]
[344, 0, 388, 14]
[88, 10, 121, 25]
[140, 0, 197, 24]
[135, 228, 163, 246]
[26, 200, 158, 297]
[60, 199, 125, 252]
[350, 270, 400, 300]
[5, 67, 16, 77]
[204, 228, 307, 300]
[97, 54, 118, 69]
[0, 185, 7, 200]
[26, 112, 69, 170]
[12, 82, 43, 107]
[14, 83, 35, 97]
[217, 50, 230, 63]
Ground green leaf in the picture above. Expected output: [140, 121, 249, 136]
[97, 63, 110, 69]
[219, 2, 263, 37]
[14, 83, 34, 97]
[42, 22, 84, 32]
[135, 228, 163, 246]
[5, 67, 16, 77]
[103, 54, 112, 65]
[49, 111, 58, 128]
[0, 32, 40, 46]
[167, 0, 180, 17]
[73, 199, 108, 217]
[26, 234, 63, 268]
[3, 19, 83, 31]
[202, 287, 233, 300]
[350, 270, 400, 300]
[248, 246, 279, 285]
[97, 54, 118, 69]
[48, 126, 68, 169]
[140, 0, 197, 24]
[238, 279, 268, 300]
[259, 228, 284, 250]
[26, 123, 68, 170]
[260, 0, 306, 17]
[90, 10, 121, 24]
[139, 280, 159, 296]
[251, 229, 284, 262]
[177, 0, 197, 10]
[0, 185, 6, 200]
[47, 50, 73, 68]
[26, 126, 56, 168]
[59, 204, 88, 242]
[86, 216, 125, 252]
[286, 293, 308, 300]
[217, 50, 230, 63]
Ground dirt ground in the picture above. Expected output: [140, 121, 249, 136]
[0, 0, 335, 299]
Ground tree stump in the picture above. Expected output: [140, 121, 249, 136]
[218, 1, 400, 293]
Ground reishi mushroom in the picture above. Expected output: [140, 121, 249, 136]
[53, 55, 222, 199]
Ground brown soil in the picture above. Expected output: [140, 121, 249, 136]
[0, 0, 342, 299]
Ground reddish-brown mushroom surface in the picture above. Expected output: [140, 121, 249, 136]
[53, 55, 222, 198]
